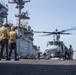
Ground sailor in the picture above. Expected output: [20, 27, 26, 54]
[64, 46, 69, 60]
[37, 46, 40, 60]
[68, 45, 73, 60]
[9, 27, 20, 60]
[0, 22, 10, 60]
[38, 52, 40, 60]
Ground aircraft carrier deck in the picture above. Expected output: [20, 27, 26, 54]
[0, 59, 76, 75]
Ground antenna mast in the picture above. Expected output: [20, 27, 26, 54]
[8, 0, 30, 54]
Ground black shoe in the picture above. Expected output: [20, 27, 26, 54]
[14, 58, 19, 61]
[6, 58, 11, 60]
[0, 57, 1, 60]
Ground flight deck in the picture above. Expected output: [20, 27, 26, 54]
[0, 59, 76, 75]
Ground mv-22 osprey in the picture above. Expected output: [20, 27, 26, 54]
[33, 26, 76, 59]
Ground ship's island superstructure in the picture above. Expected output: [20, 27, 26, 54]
[0, 0, 38, 59]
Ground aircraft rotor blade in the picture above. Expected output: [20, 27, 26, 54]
[60, 26, 76, 33]
[40, 33, 53, 36]
[33, 31, 53, 33]
[33, 31, 72, 35]
[60, 33, 72, 35]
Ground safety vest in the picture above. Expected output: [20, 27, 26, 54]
[0, 26, 9, 40]
[9, 31, 16, 43]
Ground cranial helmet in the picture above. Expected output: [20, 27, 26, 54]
[11, 27, 15, 31]
[3, 22, 8, 26]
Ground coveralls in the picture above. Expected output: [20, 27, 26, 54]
[0, 24, 10, 60]
[9, 29, 20, 60]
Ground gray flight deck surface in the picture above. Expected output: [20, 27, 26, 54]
[0, 59, 76, 75]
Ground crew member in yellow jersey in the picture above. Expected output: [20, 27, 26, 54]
[9, 27, 20, 60]
[0, 22, 10, 60]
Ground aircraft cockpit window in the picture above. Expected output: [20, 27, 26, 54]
[48, 42, 53, 45]
[48, 41, 61, 46]
[54, 42, 60, 45]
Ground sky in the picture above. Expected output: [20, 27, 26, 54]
[4, 0, 76, 58]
